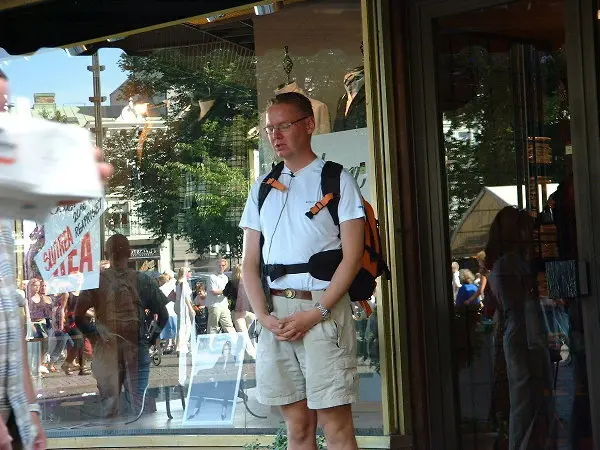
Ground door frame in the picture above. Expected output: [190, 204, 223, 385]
[408, 0, 600, 448]
[564, 0, 600, 448]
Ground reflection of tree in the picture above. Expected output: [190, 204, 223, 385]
[103, 47, 257, 256]
[443, 47, 516, 231]
[443, 44, 568, 232]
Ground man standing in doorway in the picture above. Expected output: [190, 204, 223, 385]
[206, 259, 236, 334]
[240, 92, 365, 450]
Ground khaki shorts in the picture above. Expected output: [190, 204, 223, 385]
[255, 291, 358, 410]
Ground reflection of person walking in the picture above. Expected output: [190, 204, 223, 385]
[206, 259, 236, 334]
[75, 234, 168, 418]
[486, 207, 555, 450]
[231, 265, 256, 359]
[175, 268, 194, 354]
[175, 267, 195, 386]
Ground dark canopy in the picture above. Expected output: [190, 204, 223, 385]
[0, 0, 255, 55]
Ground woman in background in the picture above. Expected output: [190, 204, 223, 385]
[47, 293, 70, 373]
[175, 267, 196, 386]
[175, 268, 195, 355]
[27, 279, 52, 375]
[486, 206, 555, 450]
[157, 274, 177, 353]
[231, 265, 256, 359]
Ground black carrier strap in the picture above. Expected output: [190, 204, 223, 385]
[258, 161, 285, 213]
[257, 161, 285, 305]
[258, 160, 285, 255]
[263, 263, 310, 281]
[321, 161, 343, 226]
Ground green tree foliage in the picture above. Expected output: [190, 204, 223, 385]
[104, 47, 257, 256]
[442, 47, 516, 231]
[104, 128, 183, 238]
[180, 151, 249, 257]
[443, 45, 567, 233]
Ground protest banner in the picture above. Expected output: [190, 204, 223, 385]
[33, 198, 106, 294]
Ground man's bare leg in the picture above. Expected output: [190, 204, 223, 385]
[280, 399, 318, 450]
[318, 404, 358, 450]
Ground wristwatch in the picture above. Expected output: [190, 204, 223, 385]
[314, 302, 331, 321]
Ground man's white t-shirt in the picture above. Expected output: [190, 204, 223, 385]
[239, 157, 365, 291]
[206, 273, 229, 307]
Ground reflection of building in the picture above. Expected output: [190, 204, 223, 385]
[104, 196, 171, 272]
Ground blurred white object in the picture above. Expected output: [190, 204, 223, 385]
[0, 114, 102, 220]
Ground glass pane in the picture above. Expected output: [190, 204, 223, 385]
[435, 1, 593, 449]
[2, 0, 384, 441]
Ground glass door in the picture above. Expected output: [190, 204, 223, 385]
[409, 0, 600, 448]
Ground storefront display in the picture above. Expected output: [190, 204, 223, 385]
[5, 1, 387, 446]
[8, 0, 600, 447]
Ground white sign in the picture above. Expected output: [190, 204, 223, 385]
[183, 332, 246, 427]
[34, 198, 106, 294]
[312, 128, 371, 201]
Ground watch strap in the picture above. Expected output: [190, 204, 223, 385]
[315, 302, 331, 320]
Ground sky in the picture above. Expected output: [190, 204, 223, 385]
[1, 48, 128, 107]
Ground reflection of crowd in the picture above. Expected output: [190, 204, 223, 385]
[23, 278, 93, 377]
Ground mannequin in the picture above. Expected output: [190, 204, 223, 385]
[333, 66, 367, 132]
[274, 81, 331, 135]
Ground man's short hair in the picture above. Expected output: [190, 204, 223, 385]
[268, 92, 314, 118]
[105, 234, 131, 259]
[0, 69, 7, 81]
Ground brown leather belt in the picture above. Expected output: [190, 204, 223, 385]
[270, 288, 313, 300]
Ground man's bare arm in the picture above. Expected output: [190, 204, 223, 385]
[314, 218, 364, 310]
[241, 228, 269, 320]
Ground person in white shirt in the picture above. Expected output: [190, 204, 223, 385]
[240, 92, 364, 450]
[451, 261, 461, 300]
[158, 273, 177, 352]
[206, 259, 236, 334]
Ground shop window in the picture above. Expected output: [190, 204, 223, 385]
[8, 0, 384, 442]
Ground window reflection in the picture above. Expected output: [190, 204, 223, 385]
[439, 2, 593, 448]
[8, 0, 384, 439]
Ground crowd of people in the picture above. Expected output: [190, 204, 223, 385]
[21, 257, 256, 380]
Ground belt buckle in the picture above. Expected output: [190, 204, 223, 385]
[283, 288, 296, 299]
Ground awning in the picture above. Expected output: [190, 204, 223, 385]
[0, 0, 266, 56]
[450, 183, 559, 258]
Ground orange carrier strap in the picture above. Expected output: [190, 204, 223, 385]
[263, 177, 287, 192]
[358, 300, 373, 317]
[305, 193, 335, 219]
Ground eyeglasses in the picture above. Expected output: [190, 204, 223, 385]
[264, 116, 308, 135]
